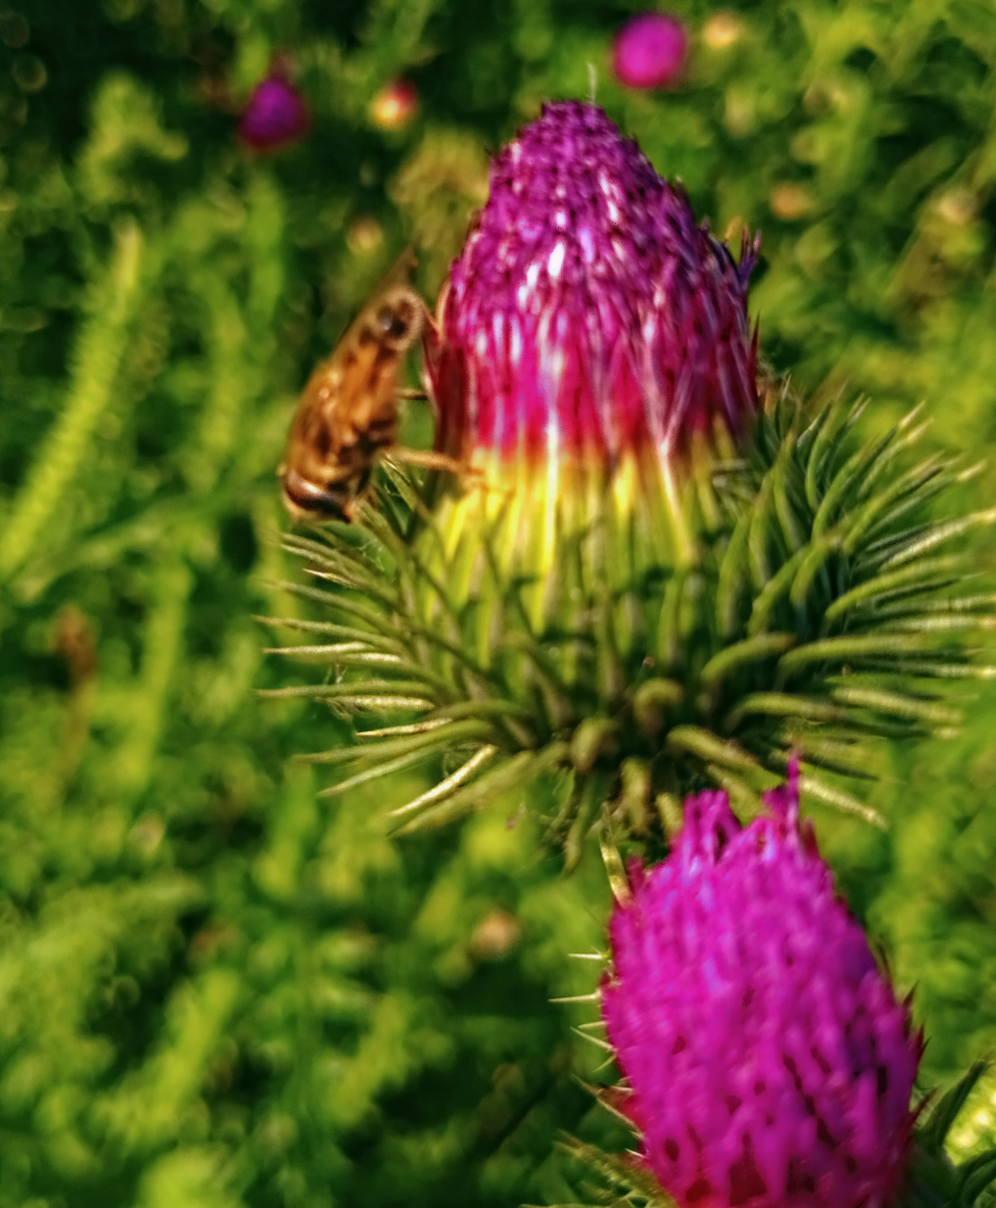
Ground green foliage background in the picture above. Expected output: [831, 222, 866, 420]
[1, 0, 996, 1204]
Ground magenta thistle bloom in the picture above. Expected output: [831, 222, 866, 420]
[239, 69, 309, 152]
[601, 764, 922, 1208]
[613, 12, 688, 90]
[426, 102, 758, 476]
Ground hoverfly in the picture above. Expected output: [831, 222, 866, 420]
[279, 251, 454, 523]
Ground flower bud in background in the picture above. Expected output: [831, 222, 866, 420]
[346, 215, 385, 256]
[238, 64, 309, 152]
[370, 78, 418, 131]
[601, 762, 922, 1208]
[612, 12, 688, 90]
[702, 11, 745, 52]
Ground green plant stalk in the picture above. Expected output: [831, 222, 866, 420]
[0, 221, 148, 582]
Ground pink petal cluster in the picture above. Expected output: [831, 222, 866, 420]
[239, 70, 309, 152]
[426, 102, 758, 469]
[612, 12, 688, 90]
[602, 764, 922, 1208]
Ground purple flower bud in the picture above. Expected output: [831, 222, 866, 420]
[612, 12, 688, 91]
[426, 102, 757, 475]
[601, 763, 922, 1208]
[239, 70, 309, 152]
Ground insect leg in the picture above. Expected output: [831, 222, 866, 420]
[389, 447, 476, 476]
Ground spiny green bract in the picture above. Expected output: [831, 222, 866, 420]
[266, 383, 995, 863]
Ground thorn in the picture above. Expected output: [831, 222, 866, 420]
[957, 460, 986, 483]
[572, 1026, 613, 1052]
[898, 400, 927, 431]
[550, 991, 602, 1004]
[388, 744, 501, 820]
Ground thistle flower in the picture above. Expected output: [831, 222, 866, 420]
[266, 103, 994, 865]
[601, 763, 922, 1208]
[427, 102, 757, 509]
[612, 12, 689, 90]
[239, 67, 309, 152]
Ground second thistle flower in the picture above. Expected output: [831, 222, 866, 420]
[600, 763, 921, 1208]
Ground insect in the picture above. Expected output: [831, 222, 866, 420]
[279, 252, 450, 523]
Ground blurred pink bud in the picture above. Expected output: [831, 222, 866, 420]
[602, 762, 922, 1208]
[612, 12, 688, 90]
[239, 69, 309, 152]
[370, 79, 418, 131]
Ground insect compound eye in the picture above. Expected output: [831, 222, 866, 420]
[374, 289, 422, 351]
[375, 302, 413, 346]
[375, 303, 404, 335]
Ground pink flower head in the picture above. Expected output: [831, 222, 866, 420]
[426, 102, 758, 474]
[601, 763, 922, 1208]
[613, 12, 688, 90]
[239, 68, 309, 152]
